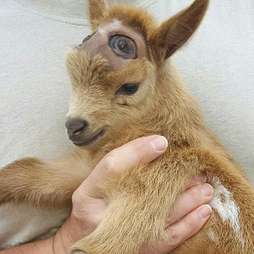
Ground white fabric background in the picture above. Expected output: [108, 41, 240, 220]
[0, 0, 254, 182]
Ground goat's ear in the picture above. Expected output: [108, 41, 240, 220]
[88, 0, 110, 31]
[149, 0, 209, 63]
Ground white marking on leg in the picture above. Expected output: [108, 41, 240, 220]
[210, 177, 244, 247]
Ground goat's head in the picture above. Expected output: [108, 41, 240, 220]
[65, 0, 209, 148]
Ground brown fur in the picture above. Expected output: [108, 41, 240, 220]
[1, 0, 254, 253]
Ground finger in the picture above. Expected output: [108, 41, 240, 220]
[165, 204, 212, 251]
[147, 205, 212, 254]
[77, 135, 168, 197]
[166, 183, 213, 225]
[185, 175, 207, 189]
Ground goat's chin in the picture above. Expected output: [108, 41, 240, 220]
[71, 128, 106, 148]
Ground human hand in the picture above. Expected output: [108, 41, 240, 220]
[140, 176, 213, 253]
[54, 135, 213, 254]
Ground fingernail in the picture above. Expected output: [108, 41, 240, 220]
[201, 183, 214, 197]
[198, 205, 212, 219]
[151, 136, 168, 152]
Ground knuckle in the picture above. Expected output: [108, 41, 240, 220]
[168, 228, 180, 243]
[71, 192, 89, 217]
[72, 190, 81, 205]
[102, 152, 119, 176]
[72, 188, 89, 206]
[188, 185, 205, 202]
[184, 188, 200, 206]
[189, 185, 201, 197]
[185, 214, 200, 232]
[191, 184, 213, 202]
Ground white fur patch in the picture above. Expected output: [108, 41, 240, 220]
[210, 177, 244, 246]
[109, 19, 122, 29]
[98, 19, 122, 35]
[0, 203, 69, 249]
[210, 177, 240, 232]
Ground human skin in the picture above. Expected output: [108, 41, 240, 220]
[0, 136, 213, 254]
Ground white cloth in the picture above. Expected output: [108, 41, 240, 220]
[0, 0, 254, 184]
[0, 0, 253, 248]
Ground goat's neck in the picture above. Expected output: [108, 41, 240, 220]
[135, 63, 205, 148]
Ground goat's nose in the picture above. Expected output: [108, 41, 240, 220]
[65, 118, 88, 137]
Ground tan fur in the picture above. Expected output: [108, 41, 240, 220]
[88, 0, 110, 31]
[1, 0, 254, 253]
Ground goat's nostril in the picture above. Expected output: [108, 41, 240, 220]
[65, 118, 88, 137]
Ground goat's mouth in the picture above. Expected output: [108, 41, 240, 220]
[70, 128, 106, 147]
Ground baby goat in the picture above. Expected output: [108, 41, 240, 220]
[0, 0, 254, 253]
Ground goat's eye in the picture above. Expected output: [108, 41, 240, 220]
[109, 35, 137, 59]
[115, 83, 139, 96]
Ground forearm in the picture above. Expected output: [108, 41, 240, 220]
[0, 238, 53, 254]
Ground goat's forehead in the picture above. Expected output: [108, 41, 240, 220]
[77, 19, 147, 71]
[97, 19, 146, 43]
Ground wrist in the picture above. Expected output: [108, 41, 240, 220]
[0, 216, 90, 254]
[52, 215, 91, 254]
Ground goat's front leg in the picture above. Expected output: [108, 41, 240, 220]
[0, 154, 92, 208]
[71, 195, 174, 254]
[70, 149, 204, 254]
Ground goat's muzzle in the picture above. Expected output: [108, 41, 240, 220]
[65, 118, 105, 146]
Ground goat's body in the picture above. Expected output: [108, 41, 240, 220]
[1, 63, 254, 253]
[70, 65, 254, 253]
